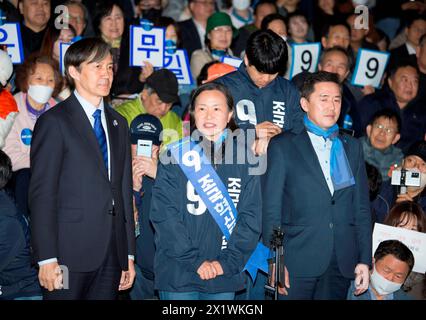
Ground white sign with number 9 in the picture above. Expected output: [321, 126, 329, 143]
[289, 42, 321, 79]
[351, 48, 390, 89]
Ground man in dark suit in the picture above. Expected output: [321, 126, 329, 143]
[29, 38, 135, 300]
[388, 14, 426, 71]
[263, 71, 372, 300]
[178, 0, 215, 59]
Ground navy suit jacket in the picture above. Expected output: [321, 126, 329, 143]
[178, 19, 203, 60]
[262, 130, 372, 278]
[29, 94, 135, 272]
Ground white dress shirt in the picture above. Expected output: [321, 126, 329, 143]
[74, 90, 111, 180]
[307, 131, 334, 195]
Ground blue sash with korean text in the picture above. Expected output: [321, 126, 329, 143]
[168, 137, 269, 280]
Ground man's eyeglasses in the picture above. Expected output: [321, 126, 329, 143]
[373, 124, 396, 135]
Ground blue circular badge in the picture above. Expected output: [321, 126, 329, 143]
[139, 19, 154, 31]
[21, 128, 32, 146]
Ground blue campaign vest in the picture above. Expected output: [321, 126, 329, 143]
[168, 137, 268, 280]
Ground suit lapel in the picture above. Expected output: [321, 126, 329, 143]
[65, 94, 109, 180]
[104, 105, 119, 183]
[293, 130, 332, 193]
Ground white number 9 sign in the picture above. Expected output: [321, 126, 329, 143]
[351, 48, 390, 89]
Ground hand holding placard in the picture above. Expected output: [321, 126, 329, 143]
[351, 49, 390, 89]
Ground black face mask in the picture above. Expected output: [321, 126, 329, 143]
[141, 8, 162, 21]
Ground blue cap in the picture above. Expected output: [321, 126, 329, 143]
[130, 114, 163, 145]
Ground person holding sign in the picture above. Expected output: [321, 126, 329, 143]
[384, 202, 426, 300]
[150, 82, 262, 300]
[215, 29, 304, 156]
[347, 240, 415, 300]
[263, 71, 372, 300]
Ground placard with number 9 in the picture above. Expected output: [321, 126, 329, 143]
[289, 42, 321, 79]
[351, 48, 390, 89]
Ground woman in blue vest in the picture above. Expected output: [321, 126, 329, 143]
[150, 82, 262, 300]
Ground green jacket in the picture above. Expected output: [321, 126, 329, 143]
[115, 96, 183, 146]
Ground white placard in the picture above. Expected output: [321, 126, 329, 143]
[130, 25, 164, 67]
[221, 56, 242, 68]
[163, 49, 193, 85]
[0, 23, 24, 64]
[289, 42, 321, 79]
[372, 223, 426, 273]
[59, 42, 72, 75]
[351, 49, 389, 89]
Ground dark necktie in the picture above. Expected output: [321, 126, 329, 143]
[92, 109, 108, 171]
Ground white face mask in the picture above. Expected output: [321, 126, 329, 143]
[233, 0, 250, 11]
[370, 266, 403, 296]
[27, 85, 54, 104]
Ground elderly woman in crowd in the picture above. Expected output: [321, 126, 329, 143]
[3, 54, 62, 217]
[190, 12, 237, 80]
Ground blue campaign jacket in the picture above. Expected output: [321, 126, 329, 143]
[150, 133, 262, 293]
[134, 176, 156, 280]
[215, 63, 304, 133]
[262, 130, 372, 278]
[0, 190, 41, 299]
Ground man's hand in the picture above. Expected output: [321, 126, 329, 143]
[139, 61, 154, 82]
[132, 157, 145, 191]
[396, 193, 414, 203]
[197, 261, 219, 280]
[211, 261, 224, 276]
[251, 137, 270, 156]
[354, 263, 369, 295]
[39, 262, 62, 292]
[255, 121, 282, 140]
[119, 259, 136, 291]
[361, 85, 375, 96]
[138, 156, 158, 179]
[269, 264, 290, 295]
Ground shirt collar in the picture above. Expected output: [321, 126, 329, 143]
[74, 90, 105, 120]
[406, 42, 416, 55]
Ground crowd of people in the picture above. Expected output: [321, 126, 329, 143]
[0, 0, 426, 301]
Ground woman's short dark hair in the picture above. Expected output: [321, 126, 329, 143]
[64, 37, 112, 89]
[260, 13, 287, 31]
[0, 150, 12, 189]
[93, 0, 124, 36]
[189, 82, 238, 133]
[384, 201, 426, 232]
[300, 71, 341, 100]
[245, 29, 288, 75]
[15, 53, 62, 97]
